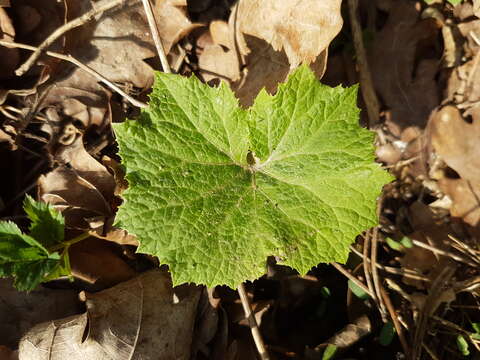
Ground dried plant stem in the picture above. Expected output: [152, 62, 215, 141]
[362, 230, 378, 304]
[15, 0, 130, 76]
[370, 228, 388, 320]
[350, 246, 430, 281]
[347, 0, 381, 127]
[379, 285, 410, 357]
[412, 239, 478, 267]
[0, 40, 147, 108]
[141, 0, 171, 73]
[237, 283, 270, 360]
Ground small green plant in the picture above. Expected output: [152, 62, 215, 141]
[456, 334, 470, 356]
[114, 65, 392, 288]
[379, 321, 396, 346]
[0, 195, 87, 290]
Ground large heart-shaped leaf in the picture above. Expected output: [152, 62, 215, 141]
[114, 66, 392, 288]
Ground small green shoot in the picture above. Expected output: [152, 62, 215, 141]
[379, 321, 396, 346]
[348, 279, 370, 300]
[456, 335, 470, 356]
[322, 344, 338, 360]
[0, 195, 79, 291]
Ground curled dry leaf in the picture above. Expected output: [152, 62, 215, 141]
[197, 16, 329, 107]
[69, 237, 137, 288]
[0, 279, 81, 349]
[39, 124, 138, 246]
[430, 106, 480, 183]
[236, 0, 342, 68]
[429, 106, 480, 225]
[19, 270, 202, 360]
[153, 0, 201, 55]
[0, 7, 19, 80]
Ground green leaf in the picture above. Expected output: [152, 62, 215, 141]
[114, 65, 393, 288]
[0, 221, 62, 291]
[386, 237, 403, 251]
[23, 194, 64, 247]
[379, 321, 396, 346]
[348, 279, 370, 300]
[322, 344, 337, 360]
[471, 322, 480, 334]
[0, 197, 68, 290]
[456, 335, 470, 356]
[399, 236, 412, 248]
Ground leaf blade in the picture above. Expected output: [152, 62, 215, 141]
[114, 65, 393, 287]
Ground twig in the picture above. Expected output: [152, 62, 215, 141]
[362, 230, 379, 304]
[371, 227, 388, 321]
[331, 262, 375, 298]
[347, 0, 381, 127]
[15, 0, 129, 76]
[350, 246, 430, 281]
[379, 285, 411, 357]
[412, 239, 478, 267]
[0, 40, 147, 108]
[141, 0, 171, 73]
[237, 283, 270, 360]
[411, 265, 456, 360]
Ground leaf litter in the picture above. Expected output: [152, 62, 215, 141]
[0, 0, 480, 359]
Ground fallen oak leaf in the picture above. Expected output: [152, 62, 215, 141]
[19, 269, 201, 360]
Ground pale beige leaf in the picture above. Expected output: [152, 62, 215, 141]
[19, 270, 201, 360]
[236, 0, 342, 67]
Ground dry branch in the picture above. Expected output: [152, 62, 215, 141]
[0, 40, 147, 108]
[15, 0, 133, 76]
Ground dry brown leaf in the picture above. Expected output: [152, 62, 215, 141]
[38, 166, 111, 227]
[19, 270, 201, 360]
[439, 178, 480, 226]
[430, 106, 480, 183]
[369, 0, 440, 136]
[428, 106, 480, 225]
[0, 279, 81, 348]
[0, 7, 19, 80]
[153, 0, 201, 55]
[197, 28, 241, 83]
[236, 0, 342, 68]
[232, 36, 328, 107]
[69, 238, 137, 288]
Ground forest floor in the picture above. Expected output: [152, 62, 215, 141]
[0, 0, 480, 359]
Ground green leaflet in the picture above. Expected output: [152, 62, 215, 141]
[114, 65, 393, 288]
[23, 194, 64, 247]
[0, 196, 68, 291]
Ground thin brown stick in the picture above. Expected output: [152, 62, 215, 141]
[331, 262, 375, 298]
[379, 285, 410, 357]
[347, 0, 381, 127]
[237, 283, 270, 360]
[0, 40, 147, 108]
[411, 265, 456, 360]
[412, 239, 478, 267]
[350, 246, 430, 281]
[362, 230, 379, 303]
[141, 0, 171, 73]
[371, 227, 388, 321]
[15, 0, 129, 76]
